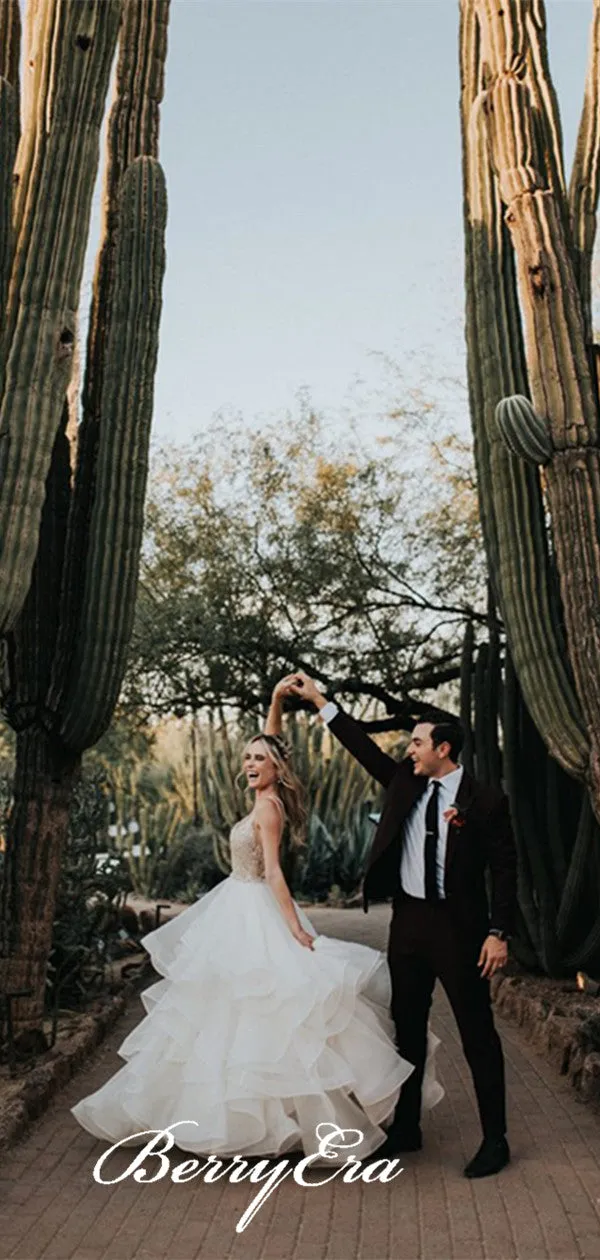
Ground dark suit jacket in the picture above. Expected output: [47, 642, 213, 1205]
[327, 706, 517, 940]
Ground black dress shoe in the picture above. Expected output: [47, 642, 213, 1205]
[464, 1136, 510, 1178]
[375, 1126, 422, 1158]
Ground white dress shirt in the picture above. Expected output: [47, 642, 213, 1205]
[319, 700, 339, 724]
[400, 766, 464, 899]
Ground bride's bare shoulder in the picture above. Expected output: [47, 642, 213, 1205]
[253, 796, 285, 832]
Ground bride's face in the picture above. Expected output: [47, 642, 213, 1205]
[243, 740, 278, 792]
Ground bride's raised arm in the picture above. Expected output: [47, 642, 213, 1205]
[264, 675, 299, 736]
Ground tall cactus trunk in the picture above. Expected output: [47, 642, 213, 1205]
[460, 0, 600, 973]
[0, 0, 170, 1040]
[1, 730, 79, 1047]
[473, 0, 600, 815]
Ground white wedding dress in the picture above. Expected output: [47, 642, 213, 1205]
[72, 813, 443, 1160]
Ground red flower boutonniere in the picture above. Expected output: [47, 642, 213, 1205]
[443, 805, 467, 829]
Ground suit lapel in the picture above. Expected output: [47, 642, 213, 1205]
[444, 767, 476, 882]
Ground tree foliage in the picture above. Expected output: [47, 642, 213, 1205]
[124, 396, 487, 721]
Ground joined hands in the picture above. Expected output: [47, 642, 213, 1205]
[273, 670, 325, 710]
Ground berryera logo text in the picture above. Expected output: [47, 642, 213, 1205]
[93, 1121, 404, 1232]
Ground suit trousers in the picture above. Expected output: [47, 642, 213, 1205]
[387, 891, 507, 1140]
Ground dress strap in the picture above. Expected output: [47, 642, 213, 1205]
[263, 795, 285, 814]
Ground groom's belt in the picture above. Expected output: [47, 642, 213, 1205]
[394, 888, 449, 907]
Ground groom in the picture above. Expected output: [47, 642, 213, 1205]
[287, 671, 517, 1179]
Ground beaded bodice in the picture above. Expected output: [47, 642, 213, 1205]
[229, 814, 266, 883]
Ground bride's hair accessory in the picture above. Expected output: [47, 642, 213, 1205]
[260, 732, 291, 758]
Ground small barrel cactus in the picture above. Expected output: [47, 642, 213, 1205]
[495, 395, 553, 466]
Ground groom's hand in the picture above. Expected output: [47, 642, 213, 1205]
[478, 935, 508, 979]
[288, 670, 327, 710]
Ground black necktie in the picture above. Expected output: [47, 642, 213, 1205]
[424, 781, 441, 901]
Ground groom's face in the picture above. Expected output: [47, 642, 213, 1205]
[407, 723, 447, 776]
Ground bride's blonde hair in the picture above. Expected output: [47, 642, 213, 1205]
[239, 734, 307, 847]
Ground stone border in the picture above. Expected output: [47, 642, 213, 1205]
[0, 980, 140, 1152]
[491, 973, 600, 1105]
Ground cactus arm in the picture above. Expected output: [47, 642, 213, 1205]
[47, 0, 170, 749]
[0, 76, 17, 325]
[502, 652, 562, 972]
[104, 0, 170, 181]
[485, 612, 503, 789]
[0, 0, 19, 317]
[213, 832, 232, 875]
[58, 157, 167, 749]
[459, 620, 475, 776]
[85, 0, 169, 443]
[473, 630, 501, 790]
[500, 652, 539, 955]
[217, 708, 244, 820]
[568, 0, 600, 340]
[523, 1, 567, 209]
[489, 84, 598, 450]
[0, 0, 21, 96]
[6, 405, 71, 734]
[473, 643, 490, 786]
[48, 0, 170, 700]
[0, 0, 122, 635]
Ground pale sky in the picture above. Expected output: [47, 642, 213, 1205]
[84, 1, 594, 443]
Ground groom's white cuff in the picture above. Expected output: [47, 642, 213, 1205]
[319, 701, 339, 724]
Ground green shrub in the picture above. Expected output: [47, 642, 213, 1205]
[153, 826, 228, 901]
[47, 772, 133, 1015]
[294, 803, 377, 903]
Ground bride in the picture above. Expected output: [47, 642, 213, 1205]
[72, 679, 443, 1161]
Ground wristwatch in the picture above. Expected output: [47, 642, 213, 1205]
[488, 928, 510, 941]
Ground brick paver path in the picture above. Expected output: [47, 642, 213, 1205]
[2, 905, 600, 1260]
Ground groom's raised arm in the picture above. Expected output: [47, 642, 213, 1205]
[291, 672, 399, 789]
[322, 703, 400, 789]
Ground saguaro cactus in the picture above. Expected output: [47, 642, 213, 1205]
[0, 0, 169, 1041]
[460, 0, 600, 971]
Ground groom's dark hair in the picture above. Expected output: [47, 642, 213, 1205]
[418, 711, 464, 763]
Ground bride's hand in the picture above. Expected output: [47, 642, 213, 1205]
[287, 670, 324, 708]
[292, 925, 315, 950]
[273, 675, 300, 700]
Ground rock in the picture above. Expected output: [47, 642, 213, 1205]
[492, 972, 600, 1111]
[521, 996, 553, 1041]
[579, 1052, 600, 1104]
[0, 980, 139, 1152]
[541, 1015, 580, 1075]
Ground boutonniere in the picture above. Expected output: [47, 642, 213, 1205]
[443, 804, 468, 829]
